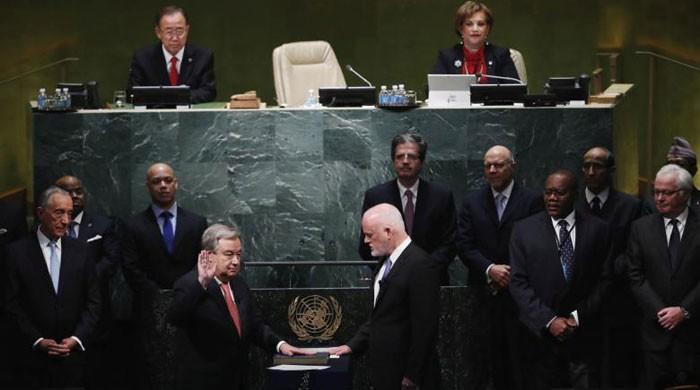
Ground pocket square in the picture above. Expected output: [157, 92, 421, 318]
[87, 235, 103, 242]
[0, 228, 7, 235]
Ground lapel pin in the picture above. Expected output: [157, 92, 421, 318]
[454, 59, 462, 68]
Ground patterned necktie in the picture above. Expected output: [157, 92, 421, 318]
[558, 220, 575, 282]
[495, 193, 507, 221]
[381, 259, 393, 282]
[68, 221, 78, 239]
[590, 197, 601, 215]
[169, 57, 179, 86]
[48, 241, 60, 293]
[668, 219, 680, 270]
[404, 190, 415, 235]
[161, 211, 174, 254]
[220, 283, 242, 337]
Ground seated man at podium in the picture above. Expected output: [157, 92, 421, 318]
[168, 224, 305, 389]
[127, 5, 216, 103]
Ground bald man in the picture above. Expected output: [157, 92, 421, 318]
[574, 147, 646, 387]
[121, 163, 207, 388]
[456, 145, 543, 390]
[331, 204, 441, 390]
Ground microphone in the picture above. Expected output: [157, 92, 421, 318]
[345, 64, 374, 87]
[475, 73, 525, 85]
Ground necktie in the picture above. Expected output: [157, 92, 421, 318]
[169, 57, 179, 86]
[590, 197, 601, 215]
[381, 259, 393, 281]
[668, 219, 680, 270]
[48, 241, 60, 292]
[404, 190, 415, 234]
[220, 283, 242, 337]
[68, 221, 78, 239]
[161, 211, 174, 254]
[495, 193, 507, 221]
[558, 220, 575, 282]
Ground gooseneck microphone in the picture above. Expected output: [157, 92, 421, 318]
[345, 64, 374, 87]
[475, 73, 525, 85]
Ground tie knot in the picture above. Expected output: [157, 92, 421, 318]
[558, 220, 569, 228]
[48, 240, 57, 248]
[669, 218, 679, 227]
[405, 189, 413, 199]
[592, 196, 600, 205]
[170, 56, 178, 65]
[161, 211, 172, 220]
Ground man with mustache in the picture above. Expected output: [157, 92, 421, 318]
[509, 169, 611, 388]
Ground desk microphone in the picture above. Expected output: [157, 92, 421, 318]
[475, 73, 525, 85]
[345, 65, 374, 87]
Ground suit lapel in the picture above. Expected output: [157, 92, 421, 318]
[373, 257, 394, 310]
[540, 213, 568, 285]
[172, 207, 188, 255]
[412, 179, 430, 235]
[179, 45, 193, 84]
[650, 215, 674, 274]
[152, 45, 170, 85]
[482, 187, 500, 227]
[674, 209, 698, 274]
[230, 277, 248, 337]
[145, 207, 171, 257]
[30, 236, 59, 296]
[57, 238, 73, 297]
[207, 281, 241, 340]
[77, 213, 94, 240]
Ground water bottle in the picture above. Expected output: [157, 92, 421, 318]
[303, 89, 317, 108]
[62, 88, 71, 109]
[391, 85, 399, 106]
[54, 88, 62, 110]
[37, 88, 47, 110]
[398, 84, 407, 106]
[379, 85, 388, 106]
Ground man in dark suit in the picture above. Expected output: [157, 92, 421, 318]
[55, 175, 123, 388]
[665, 136, 700, 209]
[456, 145, 542, 390]
[168, 223, 306, 389]
[333, 203, 441, 390]
[0, 196, 28, 386]
[627, 164, 700, 388]
[4, 186, 100, 388]
[509, 169, 611, 389]
[574, 147, 646, 387]
[122, 162, 207, 388]
[359, 132, 456, 284]
[127, 5, 216, 103]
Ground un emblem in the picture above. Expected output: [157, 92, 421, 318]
[288, 295, 342, 341]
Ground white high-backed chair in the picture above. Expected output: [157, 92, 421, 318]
[272, 41, 346, 107]
[509, 48, 528, 85]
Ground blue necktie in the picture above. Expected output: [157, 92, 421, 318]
[48, 241, 60, 292]
[381, 259, 393, 281]
[558, 220, 574, 282]
[161, 211, 174, 254]
[68, 221, 78, 239]
[495, 193, 506, 221]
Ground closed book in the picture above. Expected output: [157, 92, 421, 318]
[272, 352, 330, 366]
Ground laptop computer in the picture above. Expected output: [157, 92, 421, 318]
[427, 74, 477, 108]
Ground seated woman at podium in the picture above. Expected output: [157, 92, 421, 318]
[431, 1, 519, 83]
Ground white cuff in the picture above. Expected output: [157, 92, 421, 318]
[71, 336, 85, 351]
[485, 263, 495, 283]
[276, 340, 287, 353]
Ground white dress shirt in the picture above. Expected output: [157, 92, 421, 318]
[397, 180, 419, 212]
[373, 237, 412, 306]
[162, 46, 184, 74]
[663, 207, 689, 243]
[152, 202, 178, 234]
[585, 187, 609, 208]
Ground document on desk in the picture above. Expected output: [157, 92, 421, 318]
[267, 365, 330, 371]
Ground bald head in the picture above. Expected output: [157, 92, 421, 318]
[55, 175, 85, 216]
[362, 203, 408, 257]
[146, 163, 178, 208]
[483, 145, 515, 192]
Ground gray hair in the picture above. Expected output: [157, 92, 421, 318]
[201, 223, 241, 252]
[656, 164, 693, 191]
[39, 186, 70, 208]
[364, 203, 406, 232]
[391, 132, 428, 162]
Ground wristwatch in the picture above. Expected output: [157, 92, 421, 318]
[681, 307, 691, 319]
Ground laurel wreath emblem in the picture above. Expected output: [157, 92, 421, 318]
[288, 295, 342, 341]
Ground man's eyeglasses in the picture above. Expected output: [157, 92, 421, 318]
[160, 28, 186, 38]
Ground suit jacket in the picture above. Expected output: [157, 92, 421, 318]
[456, 182, 543, 286]
[627, 208, 700, 351]
[168, 271, 281, 390]
[122, 206, 207, 293]
[127, 43, 217, 103]
[692, 187, 700, 210]
[347, 242, 441, 390]
[0, 200, 28, 306]
[76, 212, 121, 282]
[358, 179, 456, 280]
[4, 235, 100, 351]
[431, 42, 520, 82]
[509, 211, 611, 341]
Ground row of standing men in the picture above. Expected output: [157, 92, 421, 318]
[1, 134, 699, 389]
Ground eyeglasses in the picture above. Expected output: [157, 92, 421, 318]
[544, 189, 569, 198]
[394, 153, 420, 162]
[160, 28, 186, 38]
[654, 189, 683, 197]
[484, 162, 510, 171]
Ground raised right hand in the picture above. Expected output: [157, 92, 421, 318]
[197, 250, 217, 287]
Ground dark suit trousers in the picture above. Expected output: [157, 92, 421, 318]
[523, 337, 601, 390]
[18, 350, 86, 389]
[643, 342, 700, 389]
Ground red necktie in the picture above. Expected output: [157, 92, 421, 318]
[220, 283, 242, 337]
[404, 189, 415, 234]
[169, 57, 179, 86]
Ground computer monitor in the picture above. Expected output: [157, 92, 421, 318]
[427, 74, 477, 108]
[130, 85, 191, 108]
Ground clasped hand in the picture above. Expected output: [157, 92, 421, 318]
[548, 316, 578, 341]
[38, 338, 78, 357]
